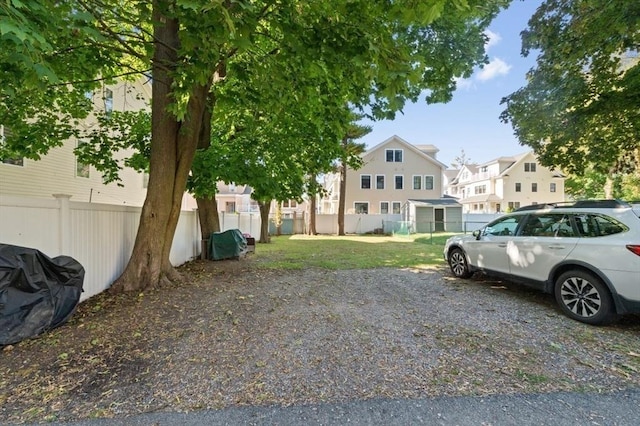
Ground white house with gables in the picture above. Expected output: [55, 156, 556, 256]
[448, 151, 566, 213]
[320, 135, 463, 232]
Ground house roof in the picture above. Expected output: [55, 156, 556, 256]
[364, 135, 448, 170]
[407, 198, 462, 207]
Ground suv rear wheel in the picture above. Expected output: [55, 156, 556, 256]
[554, 270, 615, 325]
[448, 248, 472, 278]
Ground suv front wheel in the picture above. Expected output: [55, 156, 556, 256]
[448, 248, 473, 278]
[554, 270, 615, 325]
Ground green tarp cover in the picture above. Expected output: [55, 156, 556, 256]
[208, 229, 247, 260]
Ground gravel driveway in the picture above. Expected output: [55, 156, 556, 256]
[1, 259, 639, 424]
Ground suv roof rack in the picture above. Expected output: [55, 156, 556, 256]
[513, 199, 630, 212]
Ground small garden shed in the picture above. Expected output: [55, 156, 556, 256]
[403, 197, 463, 233]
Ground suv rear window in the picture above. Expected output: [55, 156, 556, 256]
[572, 213, 628, 237]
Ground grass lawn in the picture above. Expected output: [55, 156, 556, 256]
[253, 233, 459, 270]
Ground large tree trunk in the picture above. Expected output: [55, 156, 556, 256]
[307, 195, 317, 235]
[196, 197, 220, 239]
[111, 2, 211, 293]
[258, 201, 271, 243]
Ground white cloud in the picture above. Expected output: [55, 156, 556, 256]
[454, 76, 474, 91]
[484, 29, 502, 51]
[477, 57, 512, 81]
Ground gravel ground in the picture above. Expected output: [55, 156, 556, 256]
[1, 259, 639, 424]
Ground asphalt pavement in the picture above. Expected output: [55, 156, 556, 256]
[43, 389, 640, 426]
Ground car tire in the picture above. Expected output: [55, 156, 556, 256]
[448, 248, 472, 278]
[554, 270, 616, 325]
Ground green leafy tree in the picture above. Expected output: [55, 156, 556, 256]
[3, 0, 510, 293]
[500, 0, 640, 198]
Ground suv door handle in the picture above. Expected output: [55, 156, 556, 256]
[498, 243, 507, 248]
[548, 244, 565, 249]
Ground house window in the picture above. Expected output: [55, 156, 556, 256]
[424, 175, 434, 190]
[0, 125, 24, 166]
[76, 140, 90, 178]
[394, 175, 403, 190]
[360, 175, 371, 189]
[282, 200, 297, 208]
[104, 88, 113, 117]
[380, 202, 389, 214]
[515, 182, 521, 192]
[508, 201, 521, 210]
[413, 175, 422, 190]
[496, 204, 501, 213]
[532, 182, 538, 192]
[354, 202, 369, 214]
[550, 182, 556, 193]
[385, 149, 403, 162]
[392, 202, 401, 214]
[474, 185, 487, 195]
[376, 175, 385, 189]
[225, 202, 236, 213]
[524, 162, 537, 172]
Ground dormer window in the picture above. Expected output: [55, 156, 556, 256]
[385, 149, 403, 162]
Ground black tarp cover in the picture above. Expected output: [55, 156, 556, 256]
[0, 244, 85, 345]
[208, 229, 248, 260]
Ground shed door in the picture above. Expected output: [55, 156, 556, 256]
[415, 207, 433, 233]
[434, 208, 445, 232]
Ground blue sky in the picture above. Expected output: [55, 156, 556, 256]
[358, 0, 543, 167]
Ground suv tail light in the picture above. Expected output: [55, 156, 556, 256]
[627, 245, 640, 256]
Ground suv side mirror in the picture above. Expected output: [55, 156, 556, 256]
[472, 229, 481, 239]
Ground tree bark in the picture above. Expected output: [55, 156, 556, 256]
[110, 1, 211, 293]
[338, 136, 348, 235]
[196, 197, 220, 239]
[258, 201, 271, 243]
[307, 195, 317, 235]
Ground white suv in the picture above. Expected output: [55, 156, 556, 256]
[443, 200, 640, 325]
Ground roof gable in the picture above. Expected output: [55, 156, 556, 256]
[363, 135, 447, 169]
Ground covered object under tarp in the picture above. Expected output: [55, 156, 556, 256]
[208, 229, 247, 260]
[0, 244, 85, 346]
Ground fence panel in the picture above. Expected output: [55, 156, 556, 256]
[0, 194, 200, 301]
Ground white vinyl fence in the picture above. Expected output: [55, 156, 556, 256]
[315, 214, 402, 234]
[0, 194, 200, 301]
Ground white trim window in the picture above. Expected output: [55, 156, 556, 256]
[413, 175, 422, 190]
[524, 162, 537, 172]
[376, 174, 385, 189]
[1, 125, 24, 166]
[394, 175, 404, 190]
[392, 202, 401, 214]
[360, 174, 371, 189]
[424, 175, 434, 190]
[550, 182, 557, 193]
[76, 139, 90, 178]
[380, 201, 389, 214]
[104, 87, 113, 117]
[385, 149, 403, 162]
[354, 202, 369, 214]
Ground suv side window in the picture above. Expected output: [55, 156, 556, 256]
[520, 214, 574, 237]
[484, 215, 523, 236]
[573, 213, 628, 237]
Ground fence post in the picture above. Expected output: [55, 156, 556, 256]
[53, 194, 72, 255]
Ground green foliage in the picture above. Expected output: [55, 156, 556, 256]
[500, 0, 640, 178]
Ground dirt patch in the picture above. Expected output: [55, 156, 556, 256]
[1, 258, 639, 424]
